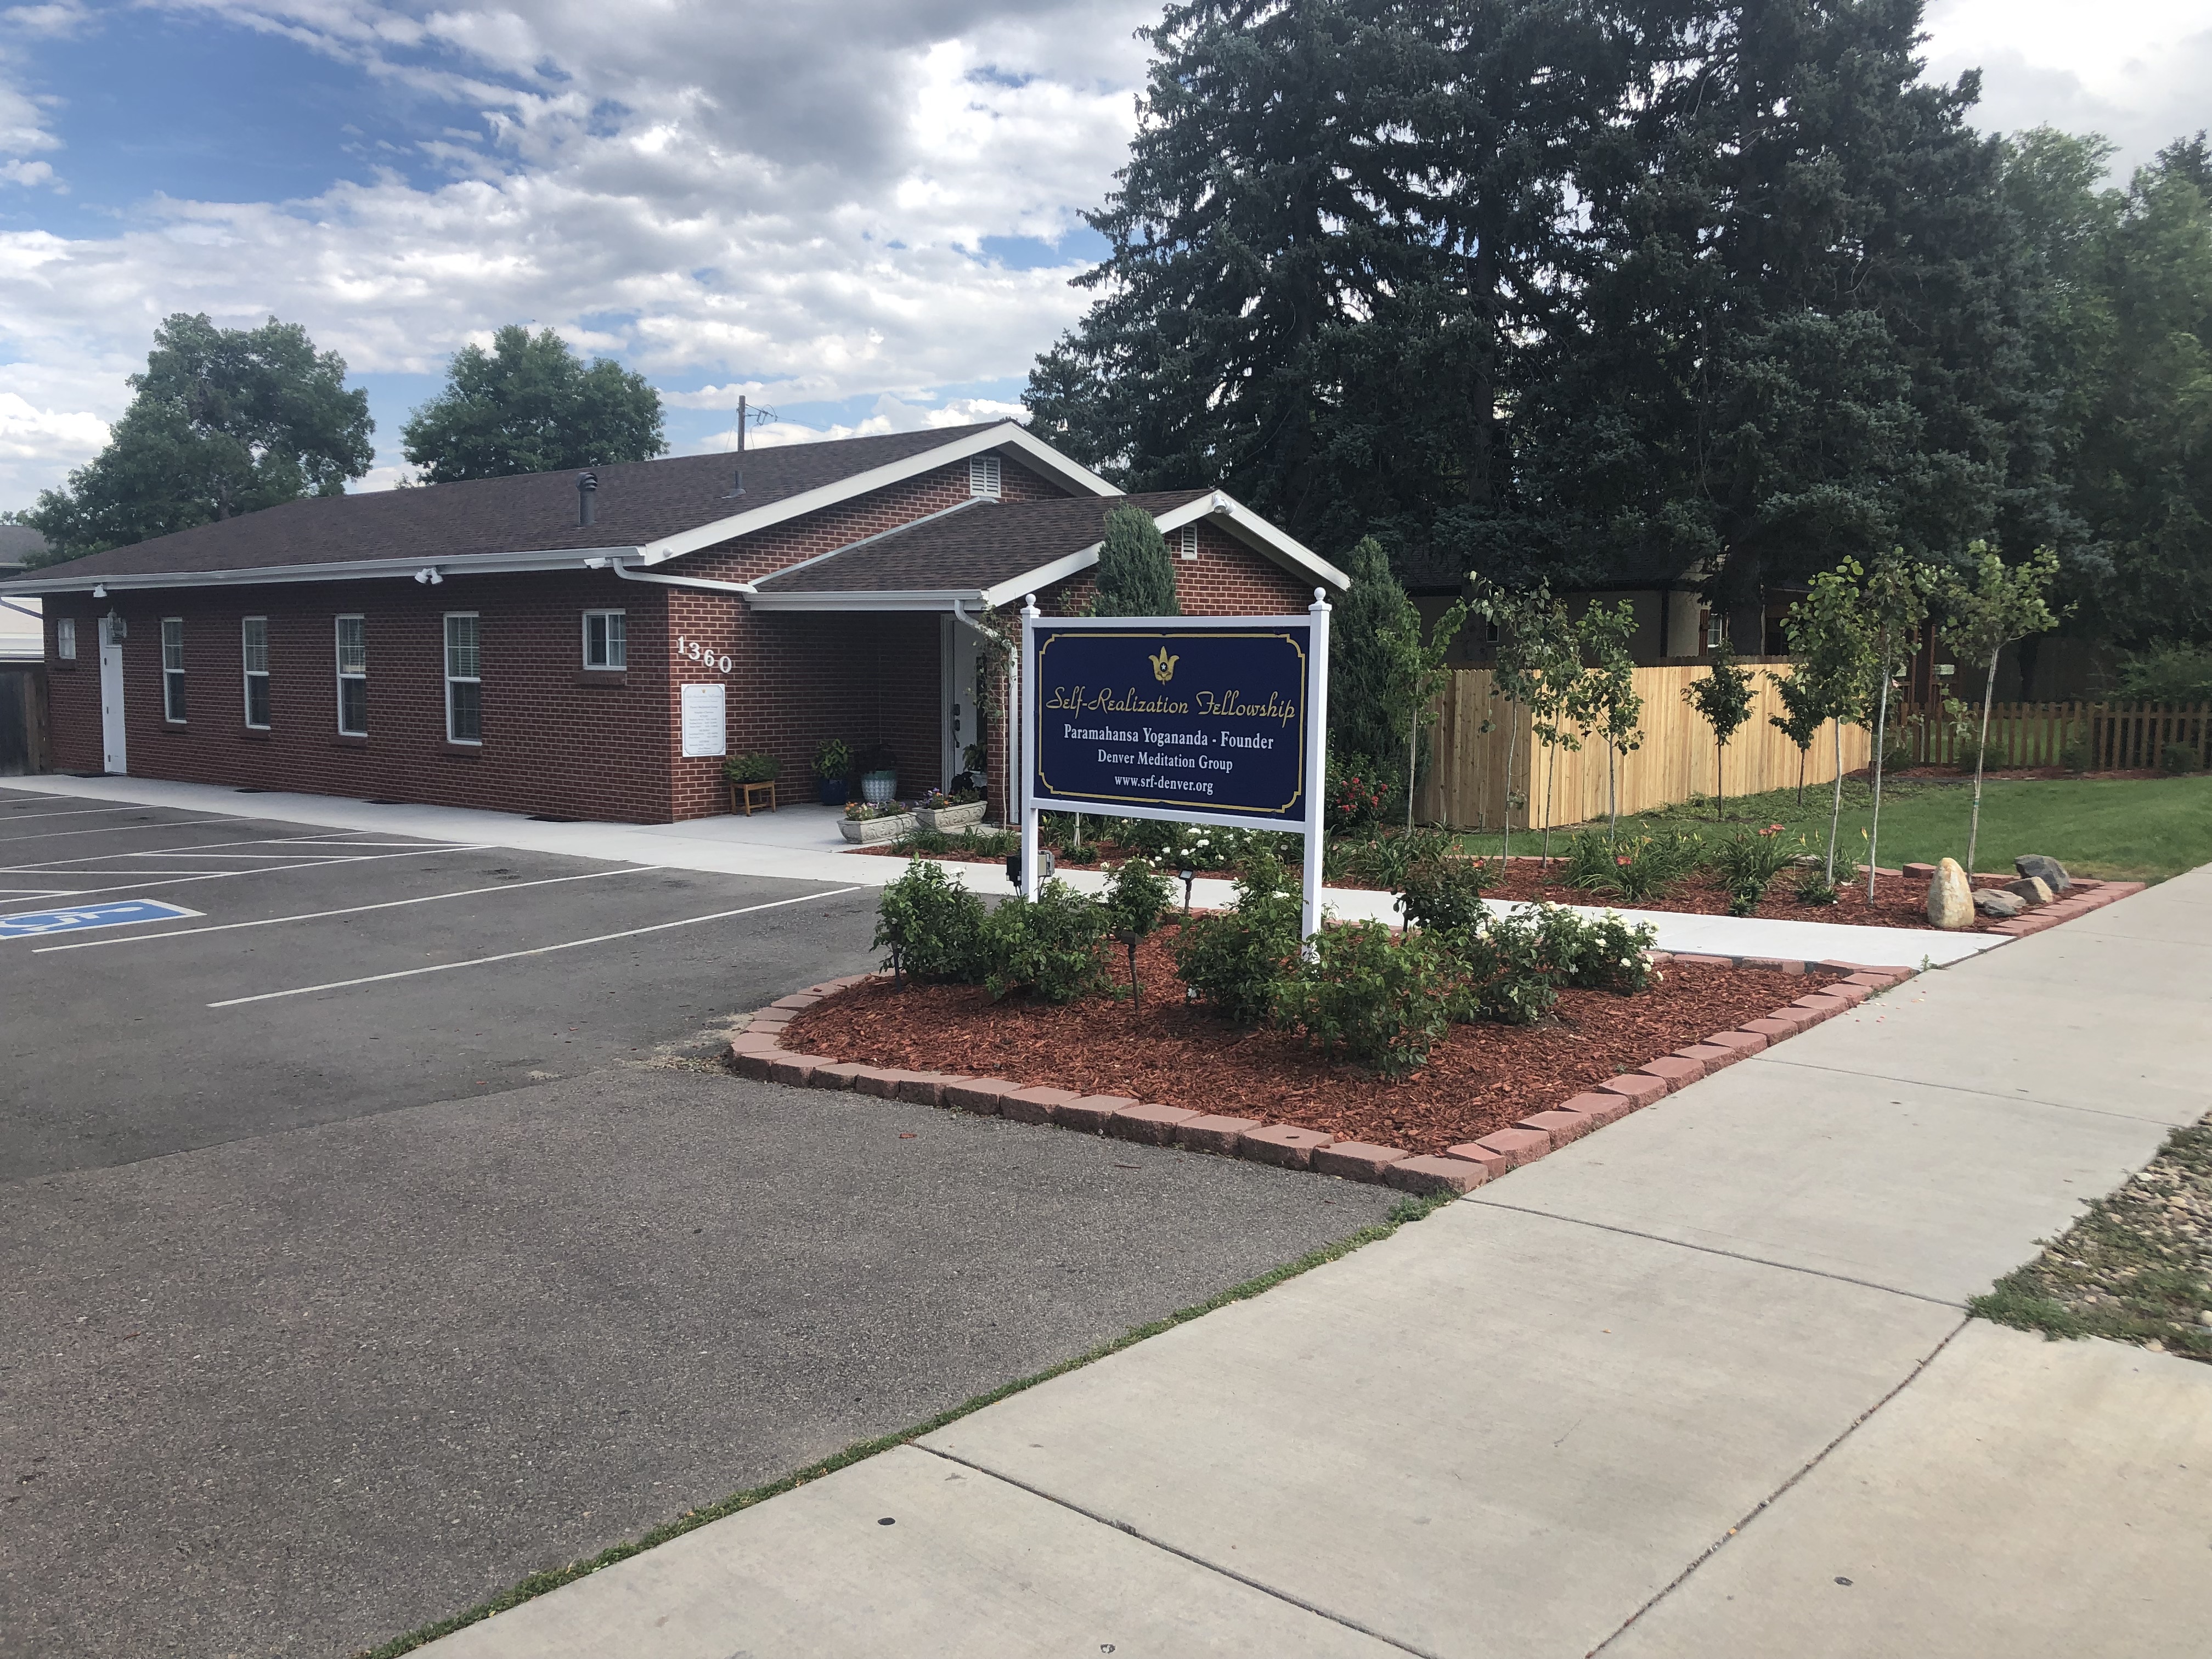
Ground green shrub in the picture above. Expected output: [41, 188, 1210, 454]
[979, 878, 1107, 1002]
[1274, 921, 1455, 1077]
[813, 738, 853, 781]
[1547, 906, 1659, 992]
[2059, 733, 2093, 774]
[2161, 741, 2198, 776]
[1586, 831, 1701, 902]
[1102, 856, 1176, 1005]
[1710, 823, 1799, 914]
[725, 752, 780, 784]
[1446, 908, 1560, 1025]
[1331, 826, 1457, 891]
[1172, 851, 1303, 1023]
[1557, 829, 1619, 891]
[1397, 855, 1497, 935]
[2118, 641, 2212, 703]
[873, 860, 986, 982]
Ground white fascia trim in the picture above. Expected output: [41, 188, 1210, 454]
[742, 589, 988, 613]
[0, 547, 648, 597]
[979, 544, 1103, 610]
[1151, 490, 1351, 590]
[639, 421, 1120, 566]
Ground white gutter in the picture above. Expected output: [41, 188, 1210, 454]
[601, 558, 754, 596]
[0, 546, 649, 597]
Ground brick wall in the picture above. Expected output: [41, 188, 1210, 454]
[42, 575, 680, 822]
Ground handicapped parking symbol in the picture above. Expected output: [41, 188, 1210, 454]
[0, 899, 202, 940]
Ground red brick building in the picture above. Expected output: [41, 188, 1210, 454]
[2, 422, 1347, 823]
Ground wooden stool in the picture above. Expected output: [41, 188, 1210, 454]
[732, 779, 777, 815]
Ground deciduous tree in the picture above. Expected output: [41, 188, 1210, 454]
[23, 314, 373, 562]
[402, 325, 665, 483]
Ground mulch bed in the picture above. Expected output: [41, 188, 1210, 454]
[780, 926, 1849, 1156]
[1473, 861, 2001, 931]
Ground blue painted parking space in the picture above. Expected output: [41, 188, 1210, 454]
[0, 898, 202, 939]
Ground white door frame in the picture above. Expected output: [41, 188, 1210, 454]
[99, 623, 127, 775]
[939, 616, 986, 792]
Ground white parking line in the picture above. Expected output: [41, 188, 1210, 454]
[0, 804, 173, 823]
[0, 814, 252, 844]
[0, 832, 410, 871]
[206, 887, 865, 1007]
[22, 846, 494, 899]
[36, 865, 661, 952]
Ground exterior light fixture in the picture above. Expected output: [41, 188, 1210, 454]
[92, 584, 106, 598]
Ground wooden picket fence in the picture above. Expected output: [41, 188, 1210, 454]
[1892, 702, 2211, 771]
[1415, 663, 1871, 831]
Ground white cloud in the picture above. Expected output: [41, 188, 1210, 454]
[1924, 0, 2212, 172]
[0, 0, 1156, 503]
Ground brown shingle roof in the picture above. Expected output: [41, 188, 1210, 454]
[752, 490, 1212, 594]
[43, 423, 1012, 580]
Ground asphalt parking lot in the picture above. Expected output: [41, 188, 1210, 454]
[0, 785, 1401, 1659]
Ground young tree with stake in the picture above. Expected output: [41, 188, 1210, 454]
[1378, 597, 1469, 834]
[1526, 597, 1586, 867]
[1682, 639, 1757, 820]
[1860, 551, 1938, 899]
[1475, 583, 1549, 862]
[1780, 562, 1877, 885]
[1572, 601, 1643, 837]
[1768, 670, 1825, 807]
[1938, 545, 2063, 874]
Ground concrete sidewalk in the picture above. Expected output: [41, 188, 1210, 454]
[414, 868, 2212, 1658]
[2, 771, 2000, 966]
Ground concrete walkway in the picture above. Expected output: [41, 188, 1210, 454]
[409, 866, 2212, 1658]
[0, 772, 2000, 966]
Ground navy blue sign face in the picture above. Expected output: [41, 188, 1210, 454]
[1031, 622, 1311, 823]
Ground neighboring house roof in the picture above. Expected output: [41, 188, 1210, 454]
[0, 526, 47, 563]
[746, 487, 1348, 610]
[0, 420, 1115, 595]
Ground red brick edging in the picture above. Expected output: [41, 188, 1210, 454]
[725, 950, 1927, 1197]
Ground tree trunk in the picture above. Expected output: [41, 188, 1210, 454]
[1541, 740, 1556, 869]
[1500, 701, 1516, 864]
[1715, 741, 1724, 822]
[1796, 748, 1806, 808]
[1406, 703, 1418, 837]
[1825, 720, 1844, 884]
[1967, 644, 2001, 874]
[1867, 661, 1893, 902]
[1607, 741, 1618, 837]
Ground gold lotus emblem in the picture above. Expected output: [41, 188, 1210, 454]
[1148, 646, 1178, 684]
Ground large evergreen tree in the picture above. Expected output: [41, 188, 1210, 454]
[402, 325, 666, 483]
[23, 314, 374, 563]
[1090, 505, 1182, 615]
[1511, 0, 2057, 627]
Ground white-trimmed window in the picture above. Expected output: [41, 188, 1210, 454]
[1178, 525, 1198, 561]
[161, 617, 187, 721]
[583, 610, 626, 670]
[56, 617, 75, 661]
[242, 617, 270, 728]
[969, 453, 1001, 499]
[1706, 613, 1726, 650]
[336, 615, 367, 735]
[444, 612, 481, 743]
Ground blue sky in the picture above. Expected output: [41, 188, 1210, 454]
[0, 0, 2203, 503]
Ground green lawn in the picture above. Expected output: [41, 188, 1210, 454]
[1447, 772, 2212, 882]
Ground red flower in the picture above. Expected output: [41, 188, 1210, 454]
[1760, 823, 1784, 837]
[1616, 854, 1632, 866]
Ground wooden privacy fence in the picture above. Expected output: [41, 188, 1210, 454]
[1893, 702, 2211, 771]
[1417, 662, 1871, 831]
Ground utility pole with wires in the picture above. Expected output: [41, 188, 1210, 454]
[726, 394, 777, 495]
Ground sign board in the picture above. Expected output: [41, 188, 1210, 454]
[1018, 595, 1330, 938]
[679, 681, 727, 758]
[1, 898, 201, 940]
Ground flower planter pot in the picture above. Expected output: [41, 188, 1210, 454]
[840, 812, 918, 844]
[817, 776, 848, 806]
[860, 770, 898, 805]
[916, 801, 987, 831]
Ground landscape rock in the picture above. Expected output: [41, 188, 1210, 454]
[2015, 853, 2072, 894]
[1973, 889, 2026, 918]
[1927, 857, 1974, 929]
[2005, 876, 2054, 906]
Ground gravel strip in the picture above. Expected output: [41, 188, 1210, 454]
[1972, 1113, 2212, 1362]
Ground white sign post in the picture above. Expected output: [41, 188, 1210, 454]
[1017, 589, 1331, 941]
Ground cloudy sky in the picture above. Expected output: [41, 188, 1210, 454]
[0, 0, 2205, 507]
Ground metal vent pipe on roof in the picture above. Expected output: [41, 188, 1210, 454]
[577, 471, 598, 527]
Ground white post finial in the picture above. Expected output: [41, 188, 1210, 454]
[1311, 587, 1330, 612]
[1022, 592, 1040, 618]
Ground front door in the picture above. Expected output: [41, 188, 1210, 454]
[940, 617, 988, 791]
[99, 625, 126, 775]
